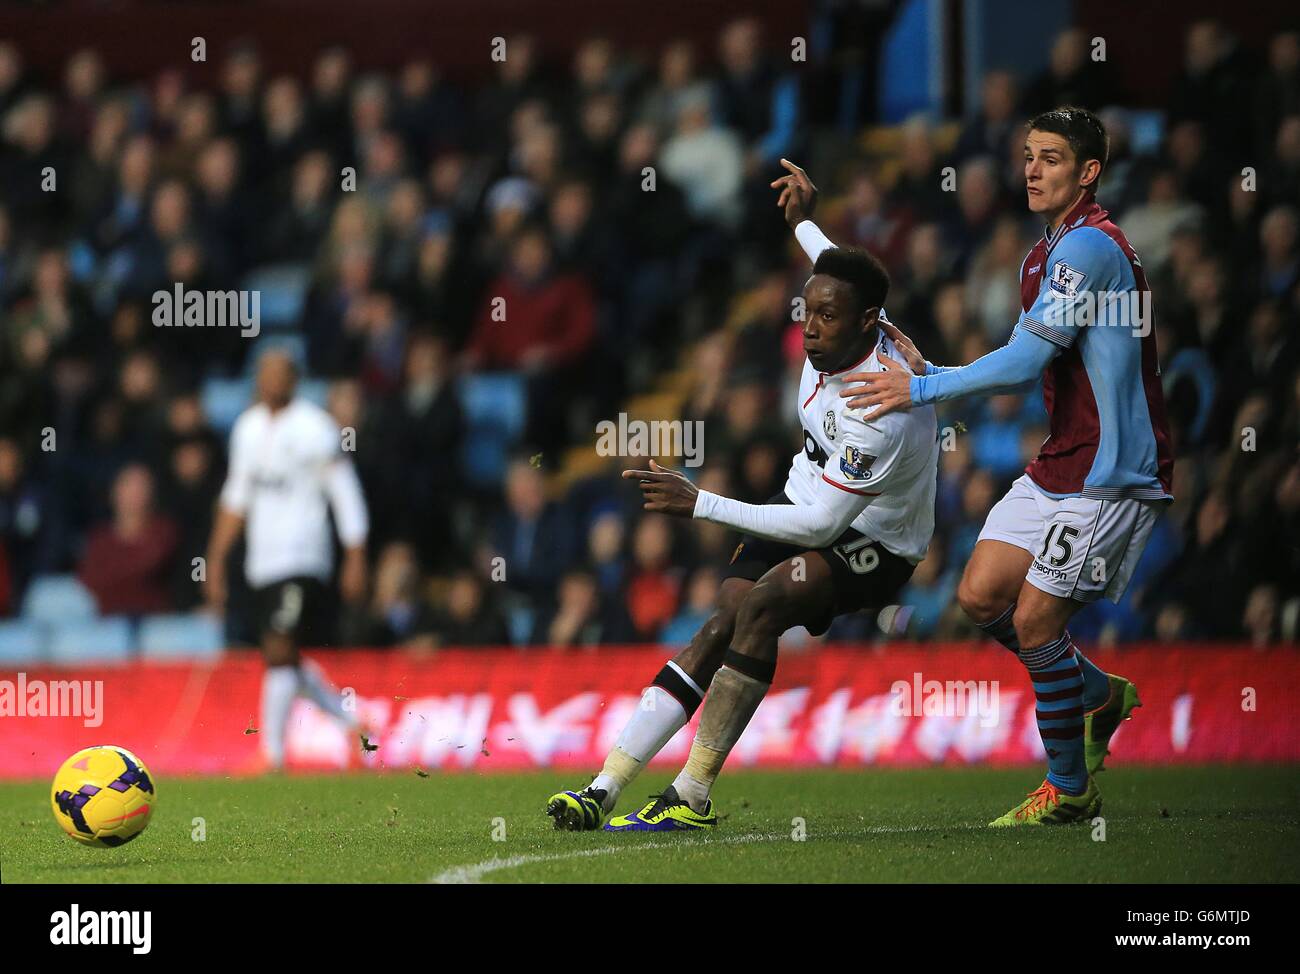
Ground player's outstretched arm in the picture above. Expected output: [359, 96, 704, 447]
[770, 158, 818, 229]
[844, 226, 1122, 414]
[773, 164, 949, 378]
[770, 159, 838, 265]
[623, 461, 875, 550]
[840, 329, 1059, 415]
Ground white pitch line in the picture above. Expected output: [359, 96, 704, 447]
[429, 824, 986, 884]
[430, 832, 786, 884]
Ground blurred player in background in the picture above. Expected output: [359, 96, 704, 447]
[205, 350, 370, 771]
[839, 109, 1169, 825]
[547, 184, 940, 832]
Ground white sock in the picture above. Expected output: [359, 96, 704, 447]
[616, 686, 689, 759]
[672, 770, 710, 812]
[261, 665, 300, 768]
[298, 658, 358, 728]
[589, 686, 690, 809]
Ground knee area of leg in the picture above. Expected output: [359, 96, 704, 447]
[957, 580, 1001, 624]
[736, 580, 787, 631]
[698, 608, 735, 647]
[1011, 606, 1057, 653]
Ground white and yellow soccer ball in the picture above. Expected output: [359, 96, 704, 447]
[51, 746, 157, 847]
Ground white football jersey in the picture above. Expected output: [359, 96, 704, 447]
[783, 331, 939, 563]
[220, 398, 368, 587]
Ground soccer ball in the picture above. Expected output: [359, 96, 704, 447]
[51, 746, 157, 847]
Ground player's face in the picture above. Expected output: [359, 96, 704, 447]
[801, 276, 875, 372]
[1024, 130, 1092, 220]
[256, 353, 297, 408]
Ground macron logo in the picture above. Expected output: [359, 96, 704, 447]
[49, 905, 151, 954]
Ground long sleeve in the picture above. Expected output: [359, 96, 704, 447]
[910, 329, 1059, 404]
[324, 457, 369, 547]
[692, 415, 906, 548]
[693, 475, 871, 549]
[218, 418, 253, 514]
[794, 219, 836, 264]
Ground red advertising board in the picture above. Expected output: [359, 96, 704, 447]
[1, 645, 1296, 778]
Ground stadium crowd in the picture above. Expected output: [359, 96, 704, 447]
[0, 17, 1297, 653]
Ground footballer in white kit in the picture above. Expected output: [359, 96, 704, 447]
[205, 350, 370, 771]
[546, 230, 939, 833]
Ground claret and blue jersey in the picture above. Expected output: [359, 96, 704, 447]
[911, 191, 1174, 502]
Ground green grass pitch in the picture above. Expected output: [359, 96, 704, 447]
[2, 766, 1297, 883]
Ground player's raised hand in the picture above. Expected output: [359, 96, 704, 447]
[621, 459, 699, 517]
[769, 158, 818, 228]
[839, 354, 915, 417]
[881, 320, 926, 375]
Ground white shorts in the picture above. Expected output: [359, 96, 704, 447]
[977, 474, 1162, 604]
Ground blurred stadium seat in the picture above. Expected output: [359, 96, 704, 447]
[460, 374, 528, 487]
[21, 576, 98, 624]
[201, 377, 255, 435]
[296, 378, 330, 409]
[506, 604, 535, 646]
[0, 620, 47, 666]
[240, 264, 312, 329]
[47, 618, 134, 666]
[139, 613, 226, 660]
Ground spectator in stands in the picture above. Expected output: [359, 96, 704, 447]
[956, 71, 1019, 162]
[77, 463, 178, 615]
[1022, 27, 1116, 113]
[356, 541, 438, 647]
[828, 169, 908, 269]
[638, 40, 711, 139]
[490, 456, 574, 605]
[1121, 168, 1204, 273]
[463, 225, 596, 452]
[660, 91, 744, 230]
[532, 567, 637, 646]
[661, 566, 722, 645]
[0, 435, 54, 605]
[1258, 205, 1299, 299]
[623, 516, 682, 641]
[889, 118, 948, 223]
[430, 568, 510, 647]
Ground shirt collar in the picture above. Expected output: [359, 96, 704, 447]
[1043, 189, 1096, 246]
[821, 344, 877, 380]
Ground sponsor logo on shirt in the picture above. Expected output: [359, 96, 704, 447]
[1048, 260, 1086, 298]
[803, 430, 829, 468]
[840, 445, 876, 480]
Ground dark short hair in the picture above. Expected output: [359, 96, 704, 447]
[1028, 106, 1109, 187]
[811, 247, 889, 317]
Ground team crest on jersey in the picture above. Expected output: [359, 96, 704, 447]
[823, 410, 837, 439]
[1048, 260, 1086, 298]
[840, 445, 875, 480]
